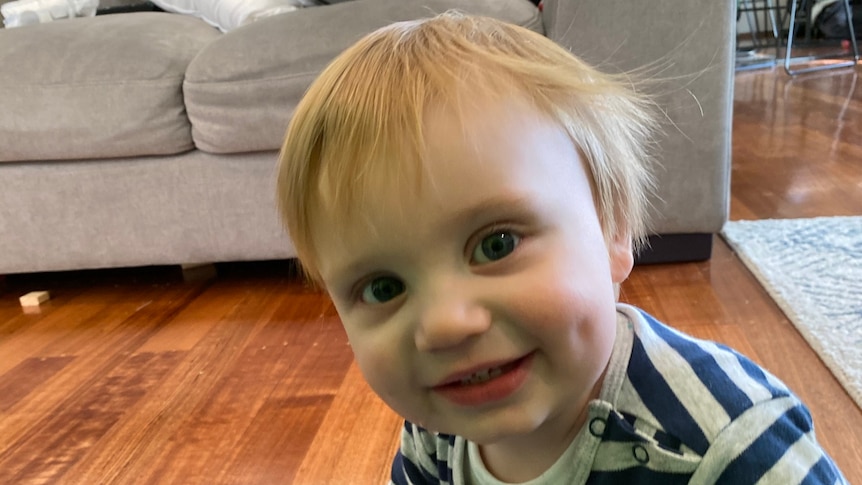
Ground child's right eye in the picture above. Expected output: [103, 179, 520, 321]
[360, 276, 405, 304]
[471, 230, 520, 265]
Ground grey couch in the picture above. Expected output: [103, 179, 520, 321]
[0, 0, 735, 275]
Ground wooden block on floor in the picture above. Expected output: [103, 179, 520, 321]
[20, 290, 50, 308]
[22, 305, 43, 315]
[181, 263, 217, 283]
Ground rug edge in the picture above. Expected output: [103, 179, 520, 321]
[721, 221, 862, 412]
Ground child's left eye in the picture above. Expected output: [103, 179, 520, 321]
[472, 231, 520, 264]
[360, 276, 405, 304]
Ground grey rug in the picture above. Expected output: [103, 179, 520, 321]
[722, 217, 862, 410]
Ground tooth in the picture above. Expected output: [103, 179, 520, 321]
[460, 367, 502, 385]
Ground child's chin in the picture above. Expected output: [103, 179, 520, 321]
[448, 414, 548, 444]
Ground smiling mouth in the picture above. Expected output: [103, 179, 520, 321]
[433, 353, 534, 407]
[458, 360, 521, 385]
[437, 353, 531, 388]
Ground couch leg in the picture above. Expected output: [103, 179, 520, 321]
[635, 233, 714, 265]
[181, 263, 217, 282]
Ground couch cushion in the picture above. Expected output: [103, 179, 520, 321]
[0, 12, 220, 162]
[184, 0, 542, 154]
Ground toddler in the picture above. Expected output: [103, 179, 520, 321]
[276, 11, 847, 484]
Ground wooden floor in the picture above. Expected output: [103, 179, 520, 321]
[2, 66, 862, 484]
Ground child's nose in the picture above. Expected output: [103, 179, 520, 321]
[414, 286, 491, 352]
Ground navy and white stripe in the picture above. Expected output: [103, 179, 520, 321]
[390, 304, 848, 484]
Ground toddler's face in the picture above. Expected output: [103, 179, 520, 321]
[311, 98, 633, 450]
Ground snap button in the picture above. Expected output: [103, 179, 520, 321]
[588, 418, 606, 437]
[632, 444, 649, 464]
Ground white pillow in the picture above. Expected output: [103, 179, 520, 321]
[150, 0, 312, 32]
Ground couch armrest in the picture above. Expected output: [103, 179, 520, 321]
[541, 0, 735, 236]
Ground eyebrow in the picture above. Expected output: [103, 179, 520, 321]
[447, 194, 535, 230]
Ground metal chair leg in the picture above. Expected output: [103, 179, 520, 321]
[785, 0, 860, 76]
[736, 0, 783, 71]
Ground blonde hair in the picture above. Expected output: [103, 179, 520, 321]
[277, 11, 656, 284]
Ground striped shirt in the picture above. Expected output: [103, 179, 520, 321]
[390, 304, 848, 484]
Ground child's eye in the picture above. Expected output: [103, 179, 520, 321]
[472, 231, 520, 264]
[360, 276, 405, 304]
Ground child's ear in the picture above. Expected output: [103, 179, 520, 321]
[608, 231, 634, 285]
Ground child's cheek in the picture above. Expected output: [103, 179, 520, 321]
[349, 328, 408, 396]
[503, 256, 615, 327]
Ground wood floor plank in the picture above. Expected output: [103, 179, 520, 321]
[0, 285, 205, 462]
[732, 69, 862, 219]
[0, 356, 76, 414]
[293, 361, 401, 484]
[81, 281, 307, 484]
[54, 279, 354, 485]
[0, 350, 187, 485]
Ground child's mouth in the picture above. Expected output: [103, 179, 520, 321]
[434, 353, 533, 407]
[458, 360, 520, 385]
